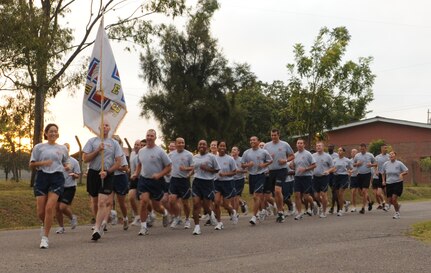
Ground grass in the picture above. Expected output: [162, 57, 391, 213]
[1, 180, 431, 230]
[410, 221, 431, 243]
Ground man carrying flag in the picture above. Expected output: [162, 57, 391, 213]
[82, 20, 127, 241]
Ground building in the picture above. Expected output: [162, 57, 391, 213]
[325, 116, 431, 184]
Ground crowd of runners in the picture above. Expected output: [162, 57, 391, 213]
[30, 123, 409, 249]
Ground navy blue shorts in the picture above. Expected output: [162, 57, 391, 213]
[372, 178, 382, 189]
[137, 176, 165, 201]
[313, 176, 329, 193]
[358, 173, 371, 189]
[214, 180, 236, 199]
[282, 181, 294, 201]
[34, 171, 64, 197]
[249, 173, 265, 194]
[350, 176, 360, 189]
[386, 182, 403, 197]
[294, 176, 313, 194]
[114, 173, 129, 195]
[58, 186, 76, 205]
[334, 174, 349, 190]
[328, 173, 335, 188]
[129, 178, 138, 190]
[234, 178, 245, 196]
[192, 178, 215, 200]
[265, 169, 287, 194]
[169, 177, 191, 199]
[86, 169, 114, 197]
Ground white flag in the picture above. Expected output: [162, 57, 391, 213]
[83, 21, 127, 137]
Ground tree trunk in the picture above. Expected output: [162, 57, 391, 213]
[30, 89, 46, 187]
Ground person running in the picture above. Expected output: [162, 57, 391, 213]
[131, 129, 172, 236]
[264, 129, 294, 223]
[282, 162, 296, 216]
[327, 144, 339, 214]
[231, 146, 248, 215]
[330, 147, 353, 216]
[168, 137, 194, 229]
[30, 123, 70, 249]
[349, 148, 360, 212]
[55, 143, 80, 234]
[382, 151, 408, 219]
[375, 144, 390, 210]
[213, 141, 238, 230]
[312, 142, 333, 218]
[129, 139, 143, 226]
[242, 136, 273, 225]
[83, 122, 123, 241]
[291, 138, 316, 220]
[191, 140, 220, 235]
[353, 143, 376, 214]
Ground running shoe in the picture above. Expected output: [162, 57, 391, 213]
[110, 210, 118, 225]
[344, 201, 351, 212]
[276, 212, 285, 223]
[71, 215, 78, 229]
[232, 210, 239, 225]
[312, 201, 318, 215]
[368, 201, 374, 211]
[306, 209, 312, 216]
[319, 213, 327, 218]
[40, 236, 49, 249]
[192, 225, 201, 235]
[162, 213, 169, 228]
[56, 227, 65, 234]
[351, 208, 357, 212]
[101, 222, 107, 235]
[241, 201, 248, 215]
[258, 210, 266, 222]
[147, 212, 156, 227]
[170, 216, 180, 229]
[249, 215, 257, 225]
[328, 207, 334, 214]
[377, 205, 383, 210]
[138, 226, 149, 236]
[392, 212, 400, 219]
[91, 230, 101, 241]
[294, 213, 303, 220]
[123, 217, 129, 231]
[131, 216, 141, 226]
[184, 219, 191, 229]
[359, 207, 365, 214]
[337, 211, 343, 217]
[214, 222, 224, 230]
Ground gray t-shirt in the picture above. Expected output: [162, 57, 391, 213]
[63, 157, 81, 187]
[215, 154, 237, 181]
[376, 153, 390, 174]
[354, 152, 375, 174]
[333, 157, 352, 175]
[241, 148, 273, 175]
[293, 150, 316, 176]
[30, 143, 70, 173]
[137, 145, 172, 178]
[312, 152, 333, 176]
[193, 153, 220, 180]
[129, 150, 139, 176]
[350, 158, 358, 177]
[83, 137, 123, 170]
[169, 149, 194, 178]
[114, 154, 129, 175]
[232, 156, 246, 180]
[285, 161, 295, 182]
[383, 160, 408, 184]
[264, 140, 293, 170]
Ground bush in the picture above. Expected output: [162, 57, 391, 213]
[419, 157, 431, 172]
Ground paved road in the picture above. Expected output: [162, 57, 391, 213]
[1, 201, 431, 273]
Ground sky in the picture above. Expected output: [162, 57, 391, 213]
[47, 0, 431, 153]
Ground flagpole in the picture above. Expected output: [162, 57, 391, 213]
[99, 17, 105, 183]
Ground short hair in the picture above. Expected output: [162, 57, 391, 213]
[43, 123, 59, 140]
[360, 143, 367, 147]
[271, 129, 280, 135]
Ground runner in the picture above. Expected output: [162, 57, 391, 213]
[129, 139, 143, 226]
[382, 151, 408, 219]
[264, 129, 294, 223]
[83, 122, 123, 241]
[213, 141, 238, 230]
[330, 147, 353, 216]
[312, 142, 333, 218]
[242, 136, 273, 225]
[375, 144, 390, 210]
[349, 148, 360, 212]
[291, 138, 316, 220]
[55, 143, 80, 234]
[132, 129, 172, 236]
[327, 144, 339, 214]
[30, 124, 70, 248]
[168, 137, 194, 229]
[353, 143, 376, 214]
[231, 146, 248, 215]
[191, 140, 220, 235]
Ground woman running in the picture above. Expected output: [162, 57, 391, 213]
[329, 147, 353, 216]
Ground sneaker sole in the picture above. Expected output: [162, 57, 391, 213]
[91, 232, 101, 241]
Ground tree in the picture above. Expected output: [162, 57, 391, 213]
[285, 27, 375, 147]
[368, 139, 390, 156]
[0, 0, 185, 184]
[139, 0, 239, 149]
